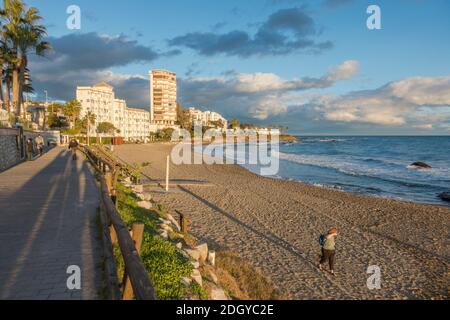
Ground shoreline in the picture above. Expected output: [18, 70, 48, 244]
[114, 143, 450, 299]
[167, 140, 450, 208]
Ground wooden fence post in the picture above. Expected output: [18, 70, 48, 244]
[105, 172, 113, 195]
[110, 225, 118, 245]
[122, 222, 145, 300]
[176, 210, 189, 234]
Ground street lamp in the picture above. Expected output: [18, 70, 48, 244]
[43, 90, 48, 130]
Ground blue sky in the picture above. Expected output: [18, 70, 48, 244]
[26, 0, 450, 134]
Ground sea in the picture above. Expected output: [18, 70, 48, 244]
[239, 136, 450, 206]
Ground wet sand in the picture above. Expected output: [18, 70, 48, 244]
[115, 143, 449, 300]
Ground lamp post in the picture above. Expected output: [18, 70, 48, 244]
[43, 90, 48, 130]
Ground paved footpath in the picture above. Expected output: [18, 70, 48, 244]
[0, 147, 104, 300]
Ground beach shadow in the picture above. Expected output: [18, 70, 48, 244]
[178, 186, 316, 266]
[0, 148, 102, 300]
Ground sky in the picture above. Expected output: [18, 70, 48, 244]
[24, 0, 450, 135]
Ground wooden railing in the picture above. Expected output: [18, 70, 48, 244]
[80, 145, 156, 300]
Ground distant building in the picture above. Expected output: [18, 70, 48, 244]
[149, 70, 178, 131]
[76, 83, 150, 141]
[187, 107, 228, 128]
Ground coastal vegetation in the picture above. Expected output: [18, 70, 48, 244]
[0, 0, 51, 118]
[114, 183, 196, 300]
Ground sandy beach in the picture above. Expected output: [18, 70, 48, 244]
[115, 143, 450, 300]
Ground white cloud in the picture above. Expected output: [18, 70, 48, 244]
[179, 60, 360, 119]
[326, 60, 360, 82]
[413, 124, 434, 130]
[311, 76, 450, 126]
[388, 77, 450, 105]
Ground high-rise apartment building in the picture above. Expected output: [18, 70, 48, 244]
[149, 70, 177, 131]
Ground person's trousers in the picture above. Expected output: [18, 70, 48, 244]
[320, 249, 336, 271]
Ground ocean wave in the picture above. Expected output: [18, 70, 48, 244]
[278, 152, 450, 188]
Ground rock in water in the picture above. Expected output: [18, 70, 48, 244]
[409, 162, 432, 169]
[438, 192, 450, 202]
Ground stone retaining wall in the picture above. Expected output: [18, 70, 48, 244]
[0, 128, 22, 172]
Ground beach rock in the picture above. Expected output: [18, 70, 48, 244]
[160, 224, 173, 232]
[160, 231, 168, 240]
[185, 249, 201, 261]
[137, 201, 152, 210]
[123, 177, 131, 184]
[191, 269, 203, 286]
[409, 162, 432, 169]
[137, 193, 152, 201]
[132, 184, 144, 193]
[181, 277, 192, 287]
[208, 271, 218, 284]
[210, 286, 228, 300]
[195, 244, 209, 263]
[438, 192, 450, 202]
[166, 214, 181, 231]
[159, 218, 171, 225]
[208, 250, 216, 266]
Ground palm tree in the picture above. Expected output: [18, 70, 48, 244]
[63, 99, 81, 129]
[83, 111, 96, 145]
[1, 0, 51, 117]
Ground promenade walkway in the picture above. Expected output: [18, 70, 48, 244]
[0, 147, 103, 300]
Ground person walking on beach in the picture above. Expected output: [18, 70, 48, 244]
[68, 138, 79, 160]
[26, 138, 34, 161]
[318, 227, 338, 275]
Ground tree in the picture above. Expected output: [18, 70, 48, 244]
[176, 102, 192, 130]
[47, 102, 64, 114]
[47, 113, 67, 129]
[82, 112, 96, 145]
[157, 127, 175, 141]
[230, 118, 240, 129]
[209, 119, 225, 129]
[1, 0, 51, 116]
[96, 121, 117, 135]
[62, 99, 81, 129]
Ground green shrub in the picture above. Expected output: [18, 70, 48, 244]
[115, 184, 193, 300]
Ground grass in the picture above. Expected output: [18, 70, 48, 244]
[214, 251, 289, 300]
[114, 183, 195, 300]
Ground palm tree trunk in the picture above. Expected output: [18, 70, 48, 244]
[0, 71, 4, 110]
[12, 66, 20, 116]
[5, 77, 11, 113]
[18, 55, 28, 117]
[19, 65, 25, 117]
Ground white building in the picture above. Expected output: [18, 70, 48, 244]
[76, 82, 150, 141]
[187, 107, 228, 128]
